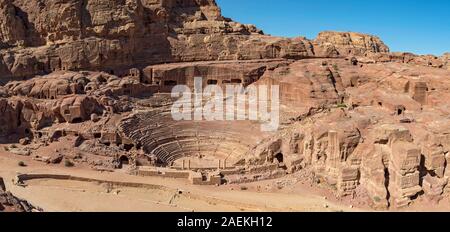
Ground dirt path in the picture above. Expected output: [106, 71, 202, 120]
[0, 148, 364, 212]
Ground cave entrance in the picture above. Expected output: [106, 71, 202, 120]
[164, 80, 177, 86]
[230, 79, 242, 84]
[71, 117, 83, 124]
[275, 153, 284, 163]
[119, 156, 130, 168]
[123, 144, 134, 151]
[395, 106, 406, 115]
[207, 79, 218, 85]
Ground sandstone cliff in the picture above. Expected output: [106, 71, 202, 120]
[314, 31, 390, 56]
[0, 0, 390, 80]
[1, 0, 450, 211]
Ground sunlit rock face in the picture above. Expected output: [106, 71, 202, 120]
[1, 0, 396, 80]
[1, 0, 450, 210]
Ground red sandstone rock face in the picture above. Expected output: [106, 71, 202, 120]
[273, 59, 450, 208]
[0, 1, 27, 49]
[0, 177, 41, 212]
[0, 94, 104, 140]
[0, 0, 394, 80]
[1, 1, 450, 210]
[0, 98, 20, 137]
[314, 31, 390, 56]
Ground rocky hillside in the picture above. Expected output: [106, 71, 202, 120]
[0, 0, 395, 80]
[0, 177, 41, 212]
[0, 0, 450, 210]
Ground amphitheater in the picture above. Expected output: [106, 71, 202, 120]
[119, 106, 273, 170]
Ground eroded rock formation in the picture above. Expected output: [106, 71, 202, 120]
[1, 0, 449, 210]
[0, 177, 41, 212]
[0, 0, 396, 81]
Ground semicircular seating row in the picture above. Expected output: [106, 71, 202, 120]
[119, 109, 267, 166]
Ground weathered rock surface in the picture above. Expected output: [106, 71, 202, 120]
[0, 94, 105, 140]
[0, 0, 395, 80]
[1, 0, 450, 210]
[0, 177, 41, 212]
[313, 31, 390, 56]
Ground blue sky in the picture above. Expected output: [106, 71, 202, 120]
[216, 0, 450, 55]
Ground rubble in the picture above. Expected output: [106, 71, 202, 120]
[0, 177, 42, 212]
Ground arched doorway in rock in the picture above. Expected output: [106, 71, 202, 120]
[275, 153, 284, 163]
[119, 155, 130, 168]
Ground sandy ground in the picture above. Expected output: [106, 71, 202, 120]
[1, 146, 448, 212]
[0, 146, 363, 212]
